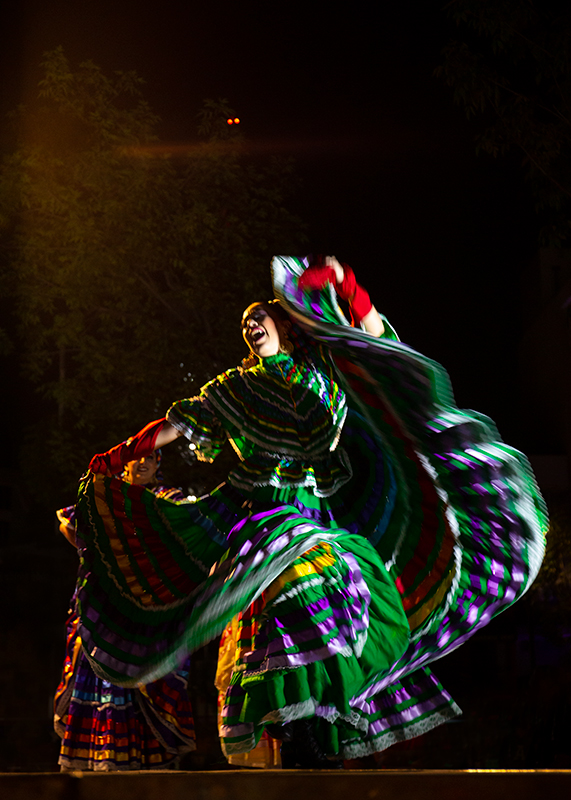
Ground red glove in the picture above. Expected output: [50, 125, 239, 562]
[88, 418, 166, 475]
[336, 265, 373, 326]
[298, 263, 373, 327]
[297, 264, 337, 292]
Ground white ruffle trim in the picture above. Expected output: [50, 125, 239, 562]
[340, 701, 462, 760]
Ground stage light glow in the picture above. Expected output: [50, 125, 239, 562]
[233, 118, 240, 124]
[227, 118, 234, 125]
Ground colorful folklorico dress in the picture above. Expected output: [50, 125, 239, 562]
[54, 487, 196, 771]
[73, 256, 547, 760]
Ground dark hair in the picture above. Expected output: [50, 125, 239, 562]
[241, 299, 289, 326]
[241, 300, 293, 369]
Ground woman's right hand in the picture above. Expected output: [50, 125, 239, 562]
[297, 255, 344, 292]
[299, 257, 384, 337]
[155, 421, 182, 449]
[324, 255, 344, 284]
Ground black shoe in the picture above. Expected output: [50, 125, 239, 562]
[266, 722, 294, 742]
[280, 719, 344, 769]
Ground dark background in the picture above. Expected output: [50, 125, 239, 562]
[1, 0, 566, 772]
[0, 0, 540, 432]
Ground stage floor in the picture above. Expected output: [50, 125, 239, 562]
[1, 769, 571, 800]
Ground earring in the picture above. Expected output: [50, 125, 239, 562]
[279, 334, 294, 355]
[279, 321, 294, 355]
[242, 352, 259, 369]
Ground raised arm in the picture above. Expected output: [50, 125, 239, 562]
[298, 256, 385, 337]
[324, 256, 385, 337]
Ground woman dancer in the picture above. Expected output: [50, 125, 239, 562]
[54, 452, 196, 771]
[74, 255, 546, 764]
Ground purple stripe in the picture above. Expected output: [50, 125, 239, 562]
[367, 695, 451, 735]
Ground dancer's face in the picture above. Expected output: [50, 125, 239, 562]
[125, 452, 160, 485]
[241, 303, 281, 358]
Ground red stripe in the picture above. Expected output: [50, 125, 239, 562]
[334, 356, 453, 602]
[109, 481, 197, 601]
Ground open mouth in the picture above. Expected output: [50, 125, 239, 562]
[252, 329, 265, 342]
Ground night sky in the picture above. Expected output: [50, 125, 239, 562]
[0, 0, 540, 443]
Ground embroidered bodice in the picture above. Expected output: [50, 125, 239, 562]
[167, 349, 350, 496]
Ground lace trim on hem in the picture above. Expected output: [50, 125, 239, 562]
[339, 702, 462, 760]
[221, 696, 372, 757]
[261, 697, 318, 726]
[221, 736, 256, 757]
[254, 700, 366, 733]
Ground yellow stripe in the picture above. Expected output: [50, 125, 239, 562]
[263, 544, 336, 604]
[93, 477, 154, 606]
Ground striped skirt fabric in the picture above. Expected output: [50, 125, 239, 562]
[54, 612, 195, 770]
[72, 255, 547, 758]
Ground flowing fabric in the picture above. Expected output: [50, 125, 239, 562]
[54, 610, 195, 770]
[215, 615, 282, 768]
[55, 490, 196, 771]
[74, 255, 547, 758]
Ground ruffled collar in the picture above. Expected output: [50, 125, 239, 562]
[260, 351, 295, 371]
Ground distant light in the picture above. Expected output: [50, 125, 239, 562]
[227, 118, 234, 125]
[233, 118, 240, 124]
[189, 443, 196, 450]
[227, 118, 240, 125]
[186, 495, 197, 503]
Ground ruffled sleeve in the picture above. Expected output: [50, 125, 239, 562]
[167, 392, 227, 463]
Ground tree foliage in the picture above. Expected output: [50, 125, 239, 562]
[0, 48, 306, 502]
[436, 0, 571, 243]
